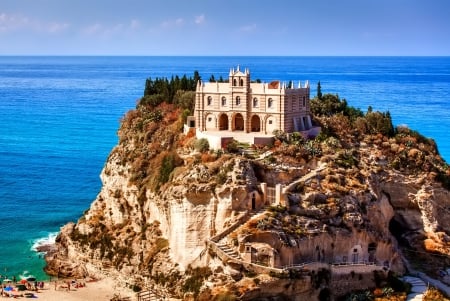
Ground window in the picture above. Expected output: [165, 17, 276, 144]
[240, 78, 244, 86]
[236, 96, 241, 105]
[268, 120, 272, 124]
[207, 96, 212, 106]
[233, 79, 237, 86]
[208, 117, 212, 122]
[268, 98, 273, 108]
[302, 96, 306, 107]
[221, 96, 227, 106]
[253, 97, 258, 107]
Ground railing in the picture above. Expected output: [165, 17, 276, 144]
[210, 211, 249, 243]
[137, 289, 166, 301]
[266, 187, 276, 205]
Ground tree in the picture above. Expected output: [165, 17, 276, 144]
[317, 81, 323, 99]
[209, 74, 216, 82]
[193, 70, 201, 90]
[287, 80, 293, 89]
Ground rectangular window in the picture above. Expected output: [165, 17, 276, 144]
[302, 96, 306, 107]
[208, 117, 212, 122]
[269, 120, 272, 124]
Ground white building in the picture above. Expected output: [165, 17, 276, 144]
[188, 66, 318, 149]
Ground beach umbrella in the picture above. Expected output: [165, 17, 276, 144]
[26, 277, 36, 282]
[19, 279, 27, 284]
[4, 286, 13, 291]
[3, 278, 12, 282]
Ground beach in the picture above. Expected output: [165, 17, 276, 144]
[1, 277, 135, 301]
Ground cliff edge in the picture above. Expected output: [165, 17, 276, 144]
[45, 93, 450, 300]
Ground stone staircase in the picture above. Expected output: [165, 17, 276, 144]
[214, 208, 267, 259]
[137, 288, 167, 301]
[217, 242, 241, 260]
[240, 147, 257, 158]
[402, 276, 427, 301]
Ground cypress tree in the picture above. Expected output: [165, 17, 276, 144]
[317, 81, 323, 99]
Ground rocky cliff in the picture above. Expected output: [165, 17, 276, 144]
[45, 100, 450, 300]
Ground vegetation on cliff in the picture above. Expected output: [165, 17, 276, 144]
[47, 74, 450, 300]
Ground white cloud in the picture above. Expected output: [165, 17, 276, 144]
[130, 19, 140, 30]
[195, 14, 205, 25]
[161, 18, 184, 29]
[83, 23, 103, 35]
[47, 22, 70, 33]
[0, 12, 69, 34]
[82, 19, 140, 37]
[0, 12, 30, 32]
[239, 23, 257, 33]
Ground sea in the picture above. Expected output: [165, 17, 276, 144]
[0, 56, 449, 281]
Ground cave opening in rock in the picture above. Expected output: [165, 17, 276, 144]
[368, 242, 377, 262]
[389, 215, 409, 246]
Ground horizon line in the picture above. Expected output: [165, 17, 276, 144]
[0, 54, 449, 58]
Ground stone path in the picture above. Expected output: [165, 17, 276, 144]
[402, 276, 427, 301]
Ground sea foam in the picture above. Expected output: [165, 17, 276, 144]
[31, 232, 58, 253]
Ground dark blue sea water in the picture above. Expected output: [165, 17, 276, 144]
[0, 56, 449, 280]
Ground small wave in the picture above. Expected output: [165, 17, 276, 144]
[18, 271, 34, 280]
[31, 232, 58, 253]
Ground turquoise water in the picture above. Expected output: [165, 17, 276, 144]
[0, 56, 449, 280]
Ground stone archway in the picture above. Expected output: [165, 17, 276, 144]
[349, 245, 363, 264]
[234, 113, 244, 131]
[251, 115, 261, 132]
[219, 114, 229, 131]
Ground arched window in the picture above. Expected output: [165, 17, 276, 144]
[233, 78, 237, 86]
[207, 96, 212, 106]
[302, 96, 306, 107]
[240, 78, 244, 86]
[221, 96, 227, 106]
[253, 97, 258, 107]
[268, 98, 273, 108]
[236, 96, 241, 105]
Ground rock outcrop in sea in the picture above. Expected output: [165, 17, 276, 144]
[45, 94, 450, 300]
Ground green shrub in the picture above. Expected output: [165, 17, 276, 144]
[158, 153, 176, 185]
[195, 138, 210, 152]
[131, 284, 142, 292]
[216, 172, 227, 185]
[181, 267, 212, 297]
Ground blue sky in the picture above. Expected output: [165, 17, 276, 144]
[0, 0, 449, 55]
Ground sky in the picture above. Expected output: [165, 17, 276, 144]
[0, 0, 449, 56]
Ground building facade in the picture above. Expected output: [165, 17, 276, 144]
[193, 66, 313, 135]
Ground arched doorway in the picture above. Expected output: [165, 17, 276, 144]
[234, 113, 244, 131]
[219, 114, 229, 130]
[251, 115, 261, 132]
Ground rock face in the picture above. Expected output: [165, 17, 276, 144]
[45, 103, 450, 300]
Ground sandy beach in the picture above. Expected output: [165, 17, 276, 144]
[1, 277, 136, 301]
